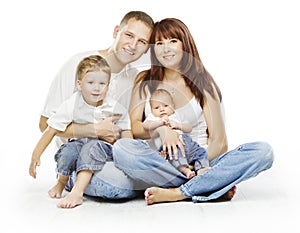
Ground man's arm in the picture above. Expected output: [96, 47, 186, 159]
[39, 115, 120, 144]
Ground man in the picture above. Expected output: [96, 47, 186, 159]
[39, 11, 154, 208]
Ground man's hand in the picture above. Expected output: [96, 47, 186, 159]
[94, 116, 122, 144]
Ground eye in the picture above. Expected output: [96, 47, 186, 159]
[170, 39, 178, 44]
[155, 41, 163, 46]
[125, 33, 133, 38]
[138, 40, 147, 46]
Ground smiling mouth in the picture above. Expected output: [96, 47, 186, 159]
[163, 54, 174, 60]
[123, 48, 134, 55]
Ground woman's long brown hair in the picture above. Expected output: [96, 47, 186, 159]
[137, 18, 222, 107]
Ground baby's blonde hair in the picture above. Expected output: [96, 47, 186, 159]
[76, 55, 111, 81]
[150, 89, 175, 108]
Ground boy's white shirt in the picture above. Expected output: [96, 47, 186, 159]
[47, 92, 130, 132]
[41, 50, 149, 148]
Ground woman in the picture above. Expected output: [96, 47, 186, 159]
[113, 18, 274, 205]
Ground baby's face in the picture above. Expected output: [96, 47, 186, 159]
[150, 98, 175, 118]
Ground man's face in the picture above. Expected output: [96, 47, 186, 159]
[113, 18, 152, 65]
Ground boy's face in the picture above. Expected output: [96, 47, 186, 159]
[150, 96, 175, 118]
[77, 70, 110, 106]
[113, 18, 152, 65]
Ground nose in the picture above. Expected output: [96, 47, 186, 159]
[129, 39, 138, 50]
[163, 42, 170, 52]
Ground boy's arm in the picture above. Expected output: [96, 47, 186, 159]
[29, 126, 59, 179]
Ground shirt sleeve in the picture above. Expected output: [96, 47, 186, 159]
[46, 94, 76, 132]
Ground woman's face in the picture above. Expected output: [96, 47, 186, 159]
[154, 38, 183, 70]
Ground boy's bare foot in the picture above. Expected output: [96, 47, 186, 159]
[196, 167, 211, 175]
[48, 180, 66, 199]
[56, 191, 83, 208]
[144, 187, 185, 205]
[179, 166, 195, 179]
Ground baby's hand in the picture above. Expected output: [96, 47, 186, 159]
[29, 157, 40, 179]
[169, 120, 180, 130]
[161, 115, 170, 126]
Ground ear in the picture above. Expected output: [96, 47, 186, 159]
[76, 79, 82, 91]
[113, 25, 120, 39]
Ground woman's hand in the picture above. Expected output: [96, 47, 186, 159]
[156, 126, 185, 160]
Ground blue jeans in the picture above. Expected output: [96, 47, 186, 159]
[165, 134, 209, 171]
[56, 138, 139, 199]
[113, 138, 274, 202]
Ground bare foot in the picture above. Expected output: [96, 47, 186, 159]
[196, 167, 211, 175]
[56, 191, 83, 208]
[144, 187, 186, 205]
[179, 166, 195, 179]
[216, 186, 237, 201]
[48, 180, 66, 199]
[223, 186, 237, 200]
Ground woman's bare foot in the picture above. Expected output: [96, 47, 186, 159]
[222, 186, 237, 200]
[56, 191, 83, 208]
[144, 187, 186, 205]
[215, 186, 237, 202]
[179, 166, 195, 179]
[48, 180, 67, 199]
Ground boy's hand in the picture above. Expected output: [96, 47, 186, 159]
[29, 158, 40, 179]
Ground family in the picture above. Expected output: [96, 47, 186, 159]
[29, 11, 274, 208]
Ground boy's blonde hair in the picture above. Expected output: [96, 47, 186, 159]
[76, 55, 111, 81]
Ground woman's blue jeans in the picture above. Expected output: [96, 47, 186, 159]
[113, 139, 274, 202]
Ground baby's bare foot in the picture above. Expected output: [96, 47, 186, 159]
[179, 166, 195, 179]
[196, 167, 211, 175]
[56, 191, 83, 209]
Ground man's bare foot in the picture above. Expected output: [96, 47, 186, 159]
[144, 187, 186, 205]
[179, 166, 195, 179]
[196, 167, 211, 175]
[56, 191, 83, 208]
[48, 180, 66, 199]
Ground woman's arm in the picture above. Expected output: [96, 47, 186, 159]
[203, 88, 228, 161]
[129, 79, 151, 139]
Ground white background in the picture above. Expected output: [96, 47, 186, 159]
[0, 0, 299, 231]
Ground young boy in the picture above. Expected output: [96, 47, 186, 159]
[29, 55, 132, 208]
[143, 89, 210, 179]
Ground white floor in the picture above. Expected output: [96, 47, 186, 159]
[2, 145, 299, 233]
[1, 1, 299, 232]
